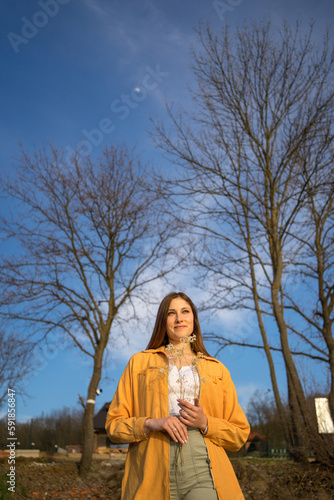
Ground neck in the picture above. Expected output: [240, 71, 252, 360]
[177, 343, 193, 354]
[167, 340, 194, 356]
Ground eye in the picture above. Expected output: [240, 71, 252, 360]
[167, 311, 175, 316]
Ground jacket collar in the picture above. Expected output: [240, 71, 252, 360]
[141, 345, 166, 354]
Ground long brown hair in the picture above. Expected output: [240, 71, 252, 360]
[146, 292, 210, 356]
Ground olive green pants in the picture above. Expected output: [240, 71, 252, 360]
[169, 427, 218, 500]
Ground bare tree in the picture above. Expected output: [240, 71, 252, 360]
[246, 390, 286, 449]
[0, 325, 33, 409]
[151, 20, 334, 463]
[0, 143, 181, 474]
[285, 147, 334, 418]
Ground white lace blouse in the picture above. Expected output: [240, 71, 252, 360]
[168, 364, 200, 416]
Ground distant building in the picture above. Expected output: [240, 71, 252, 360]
[93, 402, 128, 453]
[65, 445, 83, 454]
[245, 431, 267, 454]
[93, 402, 111, 452]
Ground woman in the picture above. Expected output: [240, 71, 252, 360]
[105, 292, 250, 500]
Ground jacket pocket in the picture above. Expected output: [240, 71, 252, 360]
[136, 367, 168, 416]
[137, 366, 166, 391]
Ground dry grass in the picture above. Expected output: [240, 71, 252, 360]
[0, 456, 333, 499]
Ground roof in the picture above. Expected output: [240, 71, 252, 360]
[247, 432, 266, 442]
[93, 402, 110, 431]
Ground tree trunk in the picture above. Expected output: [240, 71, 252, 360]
[246, 231, 295, 451]
[272, 279, 334, 464]
[286, 371, 309, 462]
[327, 349, 334, 432]
[255, 304, 295, 451]
[79, 346, 104, 476]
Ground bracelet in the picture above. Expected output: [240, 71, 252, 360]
[201, 425, 208, 435]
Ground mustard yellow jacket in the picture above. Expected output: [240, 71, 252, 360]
[105, 347, 250, 500]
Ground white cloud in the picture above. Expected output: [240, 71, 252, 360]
[83, 0, 194, 69]
[211, 308, 258, 340]
[235, 382, 261, 410]
[105, 266, 209, 362]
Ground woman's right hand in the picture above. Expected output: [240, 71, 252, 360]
[144, 416, 188, 444]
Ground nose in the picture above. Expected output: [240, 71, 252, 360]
[175, 312, 181, 322]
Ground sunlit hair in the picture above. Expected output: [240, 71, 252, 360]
[146, 292, 210, 356]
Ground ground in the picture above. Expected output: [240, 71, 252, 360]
[0, 453, 333, 499]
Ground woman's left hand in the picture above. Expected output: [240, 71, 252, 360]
[177, 397, 208, 432]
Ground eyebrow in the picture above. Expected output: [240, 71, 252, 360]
[168, 307, 190, 312]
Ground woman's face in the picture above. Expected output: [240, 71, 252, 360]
[166, 297, 194, 344]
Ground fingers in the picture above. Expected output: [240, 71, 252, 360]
[164, 417, 188, 443]
[177, 399, 206, 429]
[177, 399, 198, 417]
[178, 402, 198, 427]
[177, 398, 196, 411]
[179, 410, 195, 427]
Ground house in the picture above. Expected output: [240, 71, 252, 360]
[245, 431, 267, 454]
[93, 402, 111, 453]
[93, 402, 128, 453]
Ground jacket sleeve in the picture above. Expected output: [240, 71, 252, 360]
[203, 365, 250, 451]
[105, 356, 149, 444]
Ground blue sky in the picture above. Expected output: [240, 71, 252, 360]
[1, 0, 332, 423]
